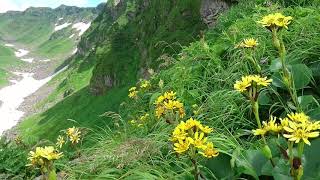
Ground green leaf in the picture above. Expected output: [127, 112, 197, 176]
[298, 95, 320, 112]
[270, 58, 282, 72]
[205, 153, 233, 179]
[302, 139, 320, 179]
[289, 64, 313, 90]
[308, 108, 320, 119]
[272, 64, 313, 90]
[271, 159, 291, 180]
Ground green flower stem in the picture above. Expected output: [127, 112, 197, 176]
[189, 147, 199, 180]
[252, 100, 275, 167]
[252, 101, 262, 129]
[246, 51, 261, 74]
[297, 142, 304, 158]
[288, 141, 294, 166]
[272, 29, 301, 111]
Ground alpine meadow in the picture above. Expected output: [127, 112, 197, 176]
[1, 0, 320, 180]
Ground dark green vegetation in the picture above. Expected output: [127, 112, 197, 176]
[1, 0, 320, 179]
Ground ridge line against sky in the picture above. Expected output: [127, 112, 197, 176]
[0, 0, 107, 13]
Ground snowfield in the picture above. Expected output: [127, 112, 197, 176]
[15, 49, 29, 57]
[21, 58, 34, 63]
[0, 67, 67, 135]
[54, 22, 71, 31]
[72, 22, 91, 36]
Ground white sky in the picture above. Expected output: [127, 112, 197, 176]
[0, 0, 106, 13]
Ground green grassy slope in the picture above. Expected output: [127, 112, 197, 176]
[18, 0, 207, 142]
[0, 44, 23, 86]
[63, 1, 320, 179]
[2, 0, 320, 179]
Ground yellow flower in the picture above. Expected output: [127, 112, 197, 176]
[264, 116, 282, 133]
[67, 126, 76, 137]
[129, 87, 137, 92]
[234, 75, 272, 93]
[128, 90, 138, 99]
[287, 112, 309, 123]
[192, 131, 208, 149]
[56, 135, 65, 149]
[155, 95, 165, 105]
[163, 91, 176, 100]
[66, 127, 81, 144]
[27, 146, 63, 166]
[258, 13, 293, 30]
[199, 142, 219, 158]
[174, 138, 193, 154]
[234, 79, 251, 93]
[254, 76, 273, 87]
[155, 106, 165, 118]
[283, 121, 319, 145]
[140, 80, 151, 89]
[199, 124, 213, 134]
[237, 38, 259, 48]
[172, 127, 188, 141]
[185, 118, 201, 130]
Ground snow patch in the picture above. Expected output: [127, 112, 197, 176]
[0, 67, 68, 135]
[72, 22, 91, 36]
[58, 17, 64, 21]
[4, 44, 14, 47]
[21, 58, 34, 63]
[41, 59, 51, 62]
[69, 34, 75, 39]
[15, 49, 29, 58]
[72, 48, 78, 55]
[54, 22, 71, 31]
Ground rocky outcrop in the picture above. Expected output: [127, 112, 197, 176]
[200, 0, 231, 27]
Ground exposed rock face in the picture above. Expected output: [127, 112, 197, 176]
[200, 0, 230, 27]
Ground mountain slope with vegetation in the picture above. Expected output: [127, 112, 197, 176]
[1, 0, 320, 179]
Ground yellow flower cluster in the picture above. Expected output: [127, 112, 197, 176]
[155, 91, 185, 119]
[66, 126, 81, 144]
[171, 118, 218, 158]
[128, 87, 138, 99]
[253, 113, 320, 145]
[257, 13, 293, 30]
[283, 112, 320, 145]
[252, 116, 284, 136]
[27, 146, 63, 167]
[140, 80, 151, 89]
[130, 113, 150, 127]
[234, 75, 272, 93]
[236, 38, 259, 48]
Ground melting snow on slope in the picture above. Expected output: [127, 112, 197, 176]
[15, 49, 29, 57]
[72, 48, 78, 55]
[69, 34, 75, 39]
[0, 67, 67, 135]
[40, 59, 51, 62]
[72, 22, 91, 36]
[54, 22, 71, 31]
[5, 44, 14, 47]
[21, 58, 34, 63]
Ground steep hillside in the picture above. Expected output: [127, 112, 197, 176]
[18, 0, 225, 141]
[3, 0, 320, 179]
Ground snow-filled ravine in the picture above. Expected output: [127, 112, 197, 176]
[0, 44, 67, 135]
[0, 68, 66, 135]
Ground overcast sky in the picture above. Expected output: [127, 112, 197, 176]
[0, 0, 106, 13]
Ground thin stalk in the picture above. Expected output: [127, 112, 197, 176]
[252, 100, 275, 167]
